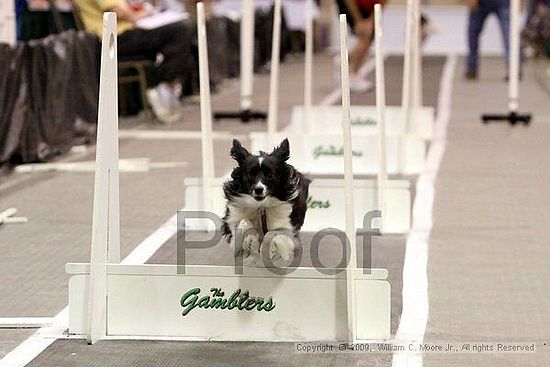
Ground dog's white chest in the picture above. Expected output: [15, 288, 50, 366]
[228, 199, 293, 233]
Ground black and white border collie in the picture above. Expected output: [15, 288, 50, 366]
[222, 138, 311, 265]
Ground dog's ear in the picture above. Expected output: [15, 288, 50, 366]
[230, 139, 251, 164]
[270, 138, 290, 162]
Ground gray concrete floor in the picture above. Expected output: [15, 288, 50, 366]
[423, 57, 550, 366]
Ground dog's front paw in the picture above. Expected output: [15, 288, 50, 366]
[233, 232, 260, 257]
[231, 219, 260, 257]
[243, 250, 260, 266]
[242, 233, 260, 257]
[261, 231, 296, 267]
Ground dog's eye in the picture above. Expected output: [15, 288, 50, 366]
[265, 171, 274, 179]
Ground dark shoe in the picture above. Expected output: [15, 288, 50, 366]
[504, 71, 523, 82]
[465, 70, 478, 80]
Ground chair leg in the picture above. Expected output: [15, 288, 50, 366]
[119, 82, 127, 116]
[136, 66, 154, 122]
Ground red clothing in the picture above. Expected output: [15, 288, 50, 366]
[358, 0, 383, 12]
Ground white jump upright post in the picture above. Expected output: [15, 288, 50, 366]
[304, 0, 314, 133]
[399, 0, 415, 173]
[339, 14, 358, 343]
[402, 0, 422, 119]
[86, 12, 121, 345]
[399, 0, 421, 172]
[197, 2, 215, 217]
[509, 0, 520, 113]
[241, 0, 255, 113]
[412, 0, 423, 109]
[374, 4, 387, 233]
[481, 0, 531, 124]
[267, 0, 282, 145]
[401, 0, 413, 115]
[1, 0, 17, 45]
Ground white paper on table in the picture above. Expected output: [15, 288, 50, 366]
[135, 11, 189, 30]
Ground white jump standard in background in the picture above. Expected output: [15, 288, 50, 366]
[66, 7, 391, 344]
[248, 0, 433, 176]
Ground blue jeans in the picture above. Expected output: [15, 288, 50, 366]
[467, 0, 510, 72]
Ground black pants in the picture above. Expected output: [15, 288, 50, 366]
[118, 21, 194, 88]
[17, 11, 77, 41]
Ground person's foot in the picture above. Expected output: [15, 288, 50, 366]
[146, 88, 181, 123]
[465, 70, 478, 80]
[504, 71, 523, 82]
[156, 82, 184, 112]
[349, 74, 373, 93]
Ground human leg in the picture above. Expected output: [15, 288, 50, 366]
[467, 1, 491, 74]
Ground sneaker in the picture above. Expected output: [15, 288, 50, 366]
[465, 70, 478, 80]
[349, 74, 373, 93]
[146, 88, 181, 123]
[156, 82, 184, 113]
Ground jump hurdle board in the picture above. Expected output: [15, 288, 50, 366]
[66, 263, 390, 341]
[250, 131, 425, 176]
[249, 106, 434, 176]
[289, 105, 435, 140]
[183, 177, 410, 234]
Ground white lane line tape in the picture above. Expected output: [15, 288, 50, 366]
[392, 54, 457, 367]
[320, 89, 342, 106]
[320, 56, 379, 106]
[121, 214, 178, 265]
[0, 318, 53, 329]
[0, 309, 68, 367]
[15, 159, 188, 174]
[0, 208, 28, 225]
[118, 130, 244, 140]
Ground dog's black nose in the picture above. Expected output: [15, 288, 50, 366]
[254, 187, 265, 195]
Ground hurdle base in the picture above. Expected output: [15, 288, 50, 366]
[66, 263, 391, 342]
[481, 111, 532, 126]
[213, 109, 267, 123]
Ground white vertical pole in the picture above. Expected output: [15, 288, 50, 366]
[509, 0, 520, 112]
[374, 4, 387, 233]
[400, 0, 414, 172]
[267, 0, 282, 144]
[240, 0, 255, 111]
[87, 12, 120, 344]
[412, 0, 422, 109]
[401, 0, 413, 112]
[339, 14, 357, 344]
[1, 0, 16, 45]
[197, 2, 215, 216]
[304, 0, 314, 133]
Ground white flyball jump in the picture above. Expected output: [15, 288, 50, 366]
[185, 1, 410, 234]
[249, 0, 433, 176]
[66, 8, 391, 344]
[1, 0, 17, 45]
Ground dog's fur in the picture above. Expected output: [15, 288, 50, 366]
[222, 138, 311, 264]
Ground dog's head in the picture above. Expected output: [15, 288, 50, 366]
[229, 138, 295, 202]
